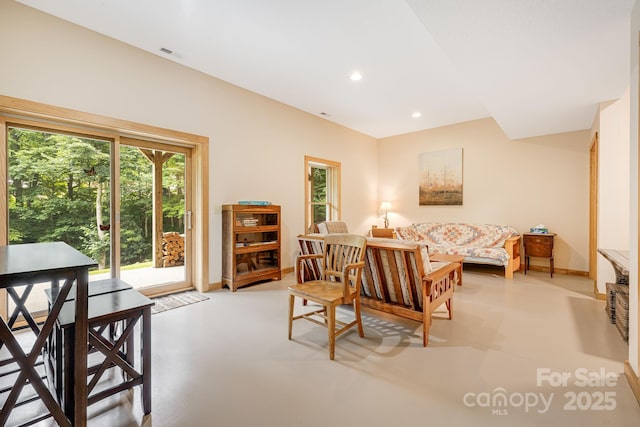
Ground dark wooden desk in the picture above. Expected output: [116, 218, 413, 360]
[597, 249, 629, 285]
[0, 242, 97, 427]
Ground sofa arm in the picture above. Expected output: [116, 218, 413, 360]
[505, 235, 521, 253]
[423, 262, 458, 299]
[504, 235, 521, 279]
[421, 262, 458, 346]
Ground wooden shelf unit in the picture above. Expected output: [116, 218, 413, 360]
[222, 204, 281, 291]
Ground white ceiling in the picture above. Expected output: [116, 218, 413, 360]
[16, 0, 635, 140]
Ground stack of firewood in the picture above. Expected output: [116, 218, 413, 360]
[162, 232, 185, 267]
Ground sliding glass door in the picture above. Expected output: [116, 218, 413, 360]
[117, 139, 191, 292]
[4, 124, 193, 315]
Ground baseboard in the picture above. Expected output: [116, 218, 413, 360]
[567, 269, 590, 277]
[519, 264, 589, 277]
[625, 360, 640, 407]
[282, 266, 294, 275]
[207, 267, 293, 292]
[594, 291, 606, 301]
[208, 282, 223, 291]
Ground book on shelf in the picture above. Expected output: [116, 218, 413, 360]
[238, 201, 271, 206]
[235, 240, 278, 248]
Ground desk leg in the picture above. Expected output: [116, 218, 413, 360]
[126, 319, 135, 377]
[143, 307, 151, 414]
[73, 269, 89, 427]
[0, 301, 71, 426]
[63, 326, 74, 417]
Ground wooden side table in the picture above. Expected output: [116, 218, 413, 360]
[523, 233, 556, 277]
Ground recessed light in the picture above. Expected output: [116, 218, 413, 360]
[412, 112, 422, 118]
[350, 71, 363, 81]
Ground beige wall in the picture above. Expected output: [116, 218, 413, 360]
[629, 0, 639, 381]
[593, 91, 631, 294]
[378, 117, 591, 273]
[0, 0, 379, 283]
[0, 1, 619, 279]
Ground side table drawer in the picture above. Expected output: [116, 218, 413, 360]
[524, 235, 554, 258]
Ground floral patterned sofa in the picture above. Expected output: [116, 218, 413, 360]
[395, 223, 521, 278]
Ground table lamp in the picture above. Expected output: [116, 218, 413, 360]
[380, 201, 391, 228]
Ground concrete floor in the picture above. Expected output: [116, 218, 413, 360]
[5, 266, 640, 426]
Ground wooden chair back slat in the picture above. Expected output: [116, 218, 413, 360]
[320, 234, 366, 300]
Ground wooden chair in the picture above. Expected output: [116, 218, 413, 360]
[371, 225, 397, 238]
[288, 234, 366, 359]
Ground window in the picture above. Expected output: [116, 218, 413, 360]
[304, 156, 340, 232]
[0, 96, 209, 303]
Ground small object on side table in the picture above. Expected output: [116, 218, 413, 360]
[523, 233, 556, 277]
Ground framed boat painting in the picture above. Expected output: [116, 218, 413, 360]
[419, 148, 463, 206]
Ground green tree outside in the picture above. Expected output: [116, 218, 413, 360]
[8, 127, 185, 270]
[311, 166, 327, 224]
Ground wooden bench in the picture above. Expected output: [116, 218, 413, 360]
[297, 235, 460, 346]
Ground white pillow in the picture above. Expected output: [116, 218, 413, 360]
[317, 223, 329, 234]
[419, 243, 432, 274]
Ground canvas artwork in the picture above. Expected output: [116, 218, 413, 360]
[419, 148, 463, 205]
